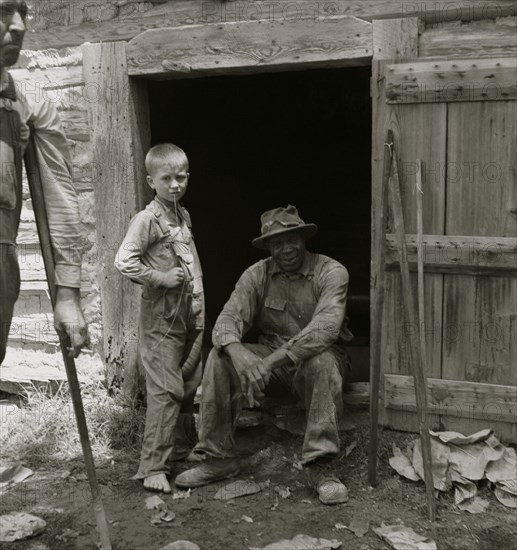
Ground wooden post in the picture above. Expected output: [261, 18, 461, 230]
[388, 151, 436, 522]
[368, 130, 393, 486]
[369, 17, 420, 483]
[82, 42, 152, 398]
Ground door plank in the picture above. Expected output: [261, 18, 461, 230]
[441, 99, 517, 440]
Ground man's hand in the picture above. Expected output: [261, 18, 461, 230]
[225, 343, 270, 407]
[262, 348, 293, 371]
[161, 267, 186, 289]
[54, 287, 90, 358]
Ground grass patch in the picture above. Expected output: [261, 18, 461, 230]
[0, 352, 145, 469]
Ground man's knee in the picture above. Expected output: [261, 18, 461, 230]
[304, 351, 341, 379]
[205, 347, 228, 376]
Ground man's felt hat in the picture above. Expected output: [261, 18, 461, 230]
[252, 205, 318, 250]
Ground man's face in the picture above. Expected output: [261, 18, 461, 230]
[147, 160, 189, 206]
[268, 231, 307, 273]
[0, 0, 27, 69]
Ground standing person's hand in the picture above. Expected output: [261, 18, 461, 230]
[225, 344, 270, 407]
[54, 287, 90, 357]
[161, 267, 185, 288]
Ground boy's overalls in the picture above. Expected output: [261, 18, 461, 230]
[135, 199, 204, 479]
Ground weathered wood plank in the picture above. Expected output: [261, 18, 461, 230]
[385, 374, 517, 424]
[22, 1, 517, 51]
[420, 17, 517, 59]
[440, 98, 517, 442]
[127, 17, 372, 78]
[385, 57, 517, 103]
[446, 102, 517, 238]
[59, 110, 90, 141]
[385, 235, 517, 275]
[82, 42, 151, 396]
[9, 65, 84, 90]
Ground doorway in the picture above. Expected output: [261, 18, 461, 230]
[148, 67, 371, 380]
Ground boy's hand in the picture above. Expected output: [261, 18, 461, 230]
[161, 267, 185, 288]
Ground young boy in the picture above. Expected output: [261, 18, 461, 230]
[115, 143, 204, 493]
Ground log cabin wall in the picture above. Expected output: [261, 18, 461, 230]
[9, 47, 101, 350]
[7, 2, 516, 389]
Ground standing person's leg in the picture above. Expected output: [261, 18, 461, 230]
[174, 344, 271, 488]
[135, 288, 189, 492]
[171, 323, 203, 461]
[0, 245, 20, 365]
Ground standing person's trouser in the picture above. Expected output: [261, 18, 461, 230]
[0, 244, 20, 365]
[195, 344, 347, 464]
[134, 287, 203, 479]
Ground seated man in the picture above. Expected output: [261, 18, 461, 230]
[175, 205, 353, 504]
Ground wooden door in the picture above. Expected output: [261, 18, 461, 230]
[371, 21, 517, 442]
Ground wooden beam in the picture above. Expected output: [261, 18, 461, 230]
[385, 374, 517, 424]
[420, 17, 517, 59]
[126, 17, 372, 78]
[82, 42, 152, 397]
[385, 235, 517, 275]
[385, 57, 517, 104]
[22, 1, 517, 51]
[9, 65, 83, 90]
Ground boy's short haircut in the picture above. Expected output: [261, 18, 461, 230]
[145, 143, 189, 175]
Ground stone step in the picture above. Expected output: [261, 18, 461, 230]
[7, 314, 59, 348]
[0, 349, 67, 395]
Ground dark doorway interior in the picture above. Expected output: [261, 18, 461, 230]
[149, 67, 371, 380]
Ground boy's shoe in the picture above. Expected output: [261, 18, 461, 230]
[174, 458, 240, 488]
[316, 476, 349, 505]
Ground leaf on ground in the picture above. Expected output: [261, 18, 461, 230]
[172, 489, 192, 500]
[345, 441, 357, 457]
[214, 480, 267, 501]
[274, 486, 292, 499]
[150, 509, 176, 525]
[346, 513, 369, 537]
[159, 542, 200, 550]
[55, 528, 81, 542]
[494, 485, 517, 508]
[0, 513, 46, 542]
[389, 445, 420, 482]
[0, 463, 33, 487]
[334, 523, 347, 530]
[241, 515, 254, 523]
[458, 496, 490, 514]
[145, 495, 166, 510]
[373, 524, 437, 550]
[249, 534, 342, 550]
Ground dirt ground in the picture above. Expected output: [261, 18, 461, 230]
[1, 406, 516, 550]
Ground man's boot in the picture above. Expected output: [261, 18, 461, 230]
[174, 458, 240, 488]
